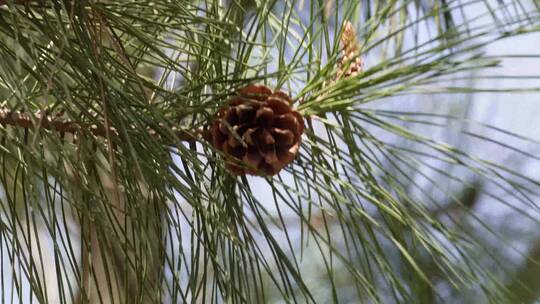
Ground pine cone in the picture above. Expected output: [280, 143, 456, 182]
[210, 85, 304, 176]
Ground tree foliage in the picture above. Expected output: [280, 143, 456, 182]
[0, 0, 539, 303]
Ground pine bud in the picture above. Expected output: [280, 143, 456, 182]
[337, 21, 363, 79]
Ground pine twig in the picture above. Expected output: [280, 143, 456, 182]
[0, 0, 33, 5]
[505, 240, 540, 303]
[0, 108, 200, 143]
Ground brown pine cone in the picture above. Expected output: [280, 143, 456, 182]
[210, 84, 304, 176]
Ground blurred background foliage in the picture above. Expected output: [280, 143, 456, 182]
[0, 0, 539, 303]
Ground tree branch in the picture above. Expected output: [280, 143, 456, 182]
[0, 0, 33, 5]
[0, 108, 200, 143]
[506, 240, 540, 303]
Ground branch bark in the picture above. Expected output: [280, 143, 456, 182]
[0, 108, 201, 143]
[505, 240, 540, 303]
[0, 0, 34, 5]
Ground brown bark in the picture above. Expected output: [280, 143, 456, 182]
[0, 0, 34, 5]
[0, 108, 200, 143]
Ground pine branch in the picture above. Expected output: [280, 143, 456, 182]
[0, 0, 33, 5]
[0, 108, 200, 142]
[506, 240, 540, 303]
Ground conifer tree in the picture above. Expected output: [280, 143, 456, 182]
[0, 0, 539, 303]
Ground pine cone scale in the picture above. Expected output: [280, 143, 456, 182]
[260, 145, 278, 165]
[256, 107, 274, 126]
[274, 114, 299, 133]
[271, 128, 294, 146]
[258, 129, 275, 145]
[243, 128, 257, 145]
[244, 147, 262, 167]
[236, 104, 256, 122]
[266, 98, 291, 115]
[211, 122, 227, 149]
[276, 147, 296, 164]
[239, 85, 273, 100]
